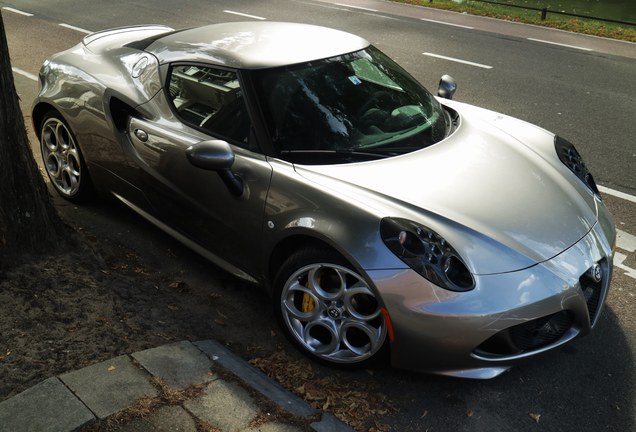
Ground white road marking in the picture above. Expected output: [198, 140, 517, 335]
[335, 3, 378, 12]
[599, 185, 636, 204]
[1, 7, 92, 36]
[423, 52, 493, 69]
[1, 7, 33, 16]
[364, 12, 398, 20]
[617, 229, 636, 253]
[615, 230, 636, 280]
[11, 67, 37, 81]
[614, 252, 636, 280]
[294, 1, 346, 11]
[527, 38, 593, 52]
[59, 23, 92, 34]
[223, 10, 266, 20]
[421, 18, 474, 30]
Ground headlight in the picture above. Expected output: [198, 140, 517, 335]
[555, 136, 600, 198]
[380, 218, 474, 292]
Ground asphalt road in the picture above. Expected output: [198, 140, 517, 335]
[3, 1, 636, 431]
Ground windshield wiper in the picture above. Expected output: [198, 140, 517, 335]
[283, 149, 391, 157]
[279, 149, 396, 164]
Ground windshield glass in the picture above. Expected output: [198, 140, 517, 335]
[252, 46, 448, 164]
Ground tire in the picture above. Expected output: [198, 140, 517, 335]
[39, 112, 94, 202]
[274, 248, 388, 368]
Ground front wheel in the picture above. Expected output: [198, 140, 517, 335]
[274, 248, 388, 368]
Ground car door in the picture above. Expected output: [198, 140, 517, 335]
[125, 64, 272, 282]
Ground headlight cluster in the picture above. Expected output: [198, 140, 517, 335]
[380, 218, 474, 292]
[555, 136, 600, 198]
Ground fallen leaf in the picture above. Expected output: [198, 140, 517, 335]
[466, 408, 474, 417]
[323, 396, 331, 411]
[529, 413, 541, 423]
[168, 281, 187, 291]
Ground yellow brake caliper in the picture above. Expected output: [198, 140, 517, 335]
[302, 276, 318, 313]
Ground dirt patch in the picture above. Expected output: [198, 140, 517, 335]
[250, 351, 396, 432]
[0, 200, 278, 402]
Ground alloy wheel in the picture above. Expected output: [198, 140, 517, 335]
[280, 262, 387, 364]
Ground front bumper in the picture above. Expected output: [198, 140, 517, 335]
[369, 216, 615, 379]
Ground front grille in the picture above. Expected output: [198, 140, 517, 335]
[579, 259, 606, 326]
[474, 311, 573, 357]
[509, 311, 572, 351]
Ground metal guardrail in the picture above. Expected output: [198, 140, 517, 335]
[456, 0, 636, 27]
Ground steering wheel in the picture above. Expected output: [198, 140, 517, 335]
[356, 91, 396, 118]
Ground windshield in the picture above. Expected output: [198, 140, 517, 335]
[252, 46, 448, 164]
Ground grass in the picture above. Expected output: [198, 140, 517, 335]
[394, 0, 636, 42]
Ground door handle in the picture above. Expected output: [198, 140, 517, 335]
[134, 128, 149, 142]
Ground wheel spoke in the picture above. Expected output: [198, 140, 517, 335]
[302, 318, 339, 354]
[282, 283, 322, 321]
[45, 153, 61, 178]
[307, 265, 345, 301]
[342, 321, 384, 356]
[61, 166, 80, 194]
[43, 126, 58, 151]
[65, 149, 81, 176]
[344, 286, 382, 320]
[56, 123, 70, 149]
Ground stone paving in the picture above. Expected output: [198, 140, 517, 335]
[0, 340, 352, 432]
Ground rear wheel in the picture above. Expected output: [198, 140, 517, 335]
[274, 248, 388, 367]
[40, 112, 93, 202]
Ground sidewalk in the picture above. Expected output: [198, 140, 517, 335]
[0, 340, 352, 432]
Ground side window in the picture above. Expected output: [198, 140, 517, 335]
[168, 65, 251, 146]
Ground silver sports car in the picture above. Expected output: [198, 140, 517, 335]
[33, 22, 616, 378]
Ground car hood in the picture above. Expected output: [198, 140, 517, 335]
[294, 102, 598, 268]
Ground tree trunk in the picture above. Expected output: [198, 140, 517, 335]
[0, 13, 66, 267]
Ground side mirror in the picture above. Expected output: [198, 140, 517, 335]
[438, 75, 457, 100]
[186, 139, 235, 170]
[186, 140, 244, 196]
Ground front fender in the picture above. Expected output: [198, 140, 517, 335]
[263, 159, 405, 276]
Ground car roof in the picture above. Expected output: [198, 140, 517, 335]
[146, 21, 370, 69]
